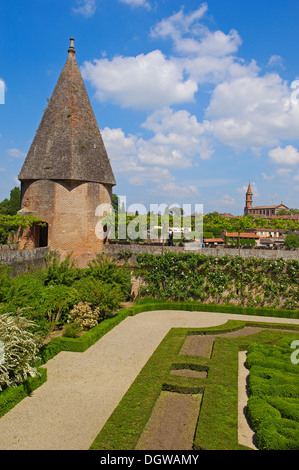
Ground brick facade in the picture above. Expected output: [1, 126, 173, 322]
[20, 179, 113, 266]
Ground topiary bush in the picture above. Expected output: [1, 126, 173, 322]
[246, 338, 299, 450]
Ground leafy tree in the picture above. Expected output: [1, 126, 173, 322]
[284, 233, 299, 248]
[9, 186, 21, 215]
[0, 198, 11, 216]
[0, 186, 20, 216]
[111, 193, 119, 213]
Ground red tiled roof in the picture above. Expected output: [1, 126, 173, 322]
[223, 232, 260, 239]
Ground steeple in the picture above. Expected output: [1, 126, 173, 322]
[244, 181, 253, 214]
[19, 38, 116, 186]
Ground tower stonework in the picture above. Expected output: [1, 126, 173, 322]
[18, 38, 116, 266]
[244, 182, 253, 215]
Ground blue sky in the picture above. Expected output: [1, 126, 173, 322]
[1, 0, 299, 215]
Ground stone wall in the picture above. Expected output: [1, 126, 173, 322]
[0, 246, 49, 276]
[103, 242, 299, 264]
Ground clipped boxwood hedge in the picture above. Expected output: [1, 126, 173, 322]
[246, 340, 299, 450]
[1, 300, 298, 422]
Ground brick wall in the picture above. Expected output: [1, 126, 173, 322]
[20, 179, 113, 267]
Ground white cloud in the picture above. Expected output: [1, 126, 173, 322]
[101, 127, 137, 161]
[7, 148, 26, 158]
[84, 2, 299, 174]
[276, 168, 292, 177]
[151, 4, 241, 58]
[81, 50, 198, 109]
[263, 168, 293, 180]
[237, 182, 259, 198]
[141, 107, 213, 161]
[204, 74, 299, 150]
[119, 0, 150, 8]
[268, 145, 299, 165]
[214, 194, 237, 207]
[101, 126, 175, 186]
[72, 0, 96, 18]
[101, 109, 214, 188]
[149, 182, 200, 199]
[267, 55, 284, 69]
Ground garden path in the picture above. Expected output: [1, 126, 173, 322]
[0, 310, 298, 450]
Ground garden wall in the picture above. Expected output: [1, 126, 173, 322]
[103, 243, 299, 263]
[0, 246, 49, 276]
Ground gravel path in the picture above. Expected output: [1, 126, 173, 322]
[0, 310, 298, 450]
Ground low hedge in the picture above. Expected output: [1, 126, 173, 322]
[0, 367, 47, 419]
[246, 340, 299, 450]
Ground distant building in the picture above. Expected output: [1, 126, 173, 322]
[203, 237, 225, 246]
[244, 182, 289, 217]
[221, 231, 260, 246]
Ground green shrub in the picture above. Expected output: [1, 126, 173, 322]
[44, 251, 81, 286]
[5, 274, 45, 311]
[62, 322, 83, 338]
[86, 256, 131, 300]
[265, 397, 299, 422]
[0, 264, 12, 302]
[256, 417, 299, 450]
[39, 284, 80, 327]
[246, 340, 299, 450]
[72, 277, 123, 319]
[247, 396, 281, 430]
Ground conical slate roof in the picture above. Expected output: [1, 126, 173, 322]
[19, 38, 116, 186]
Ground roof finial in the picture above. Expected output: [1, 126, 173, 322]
[68, 37, 76, 54]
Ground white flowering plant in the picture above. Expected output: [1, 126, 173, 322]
[67, 302, 99, 330]
[0, 313, 42, 392]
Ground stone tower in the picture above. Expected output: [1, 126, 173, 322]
[244, 182, 253, 215]
[18, 38, 116, 266]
